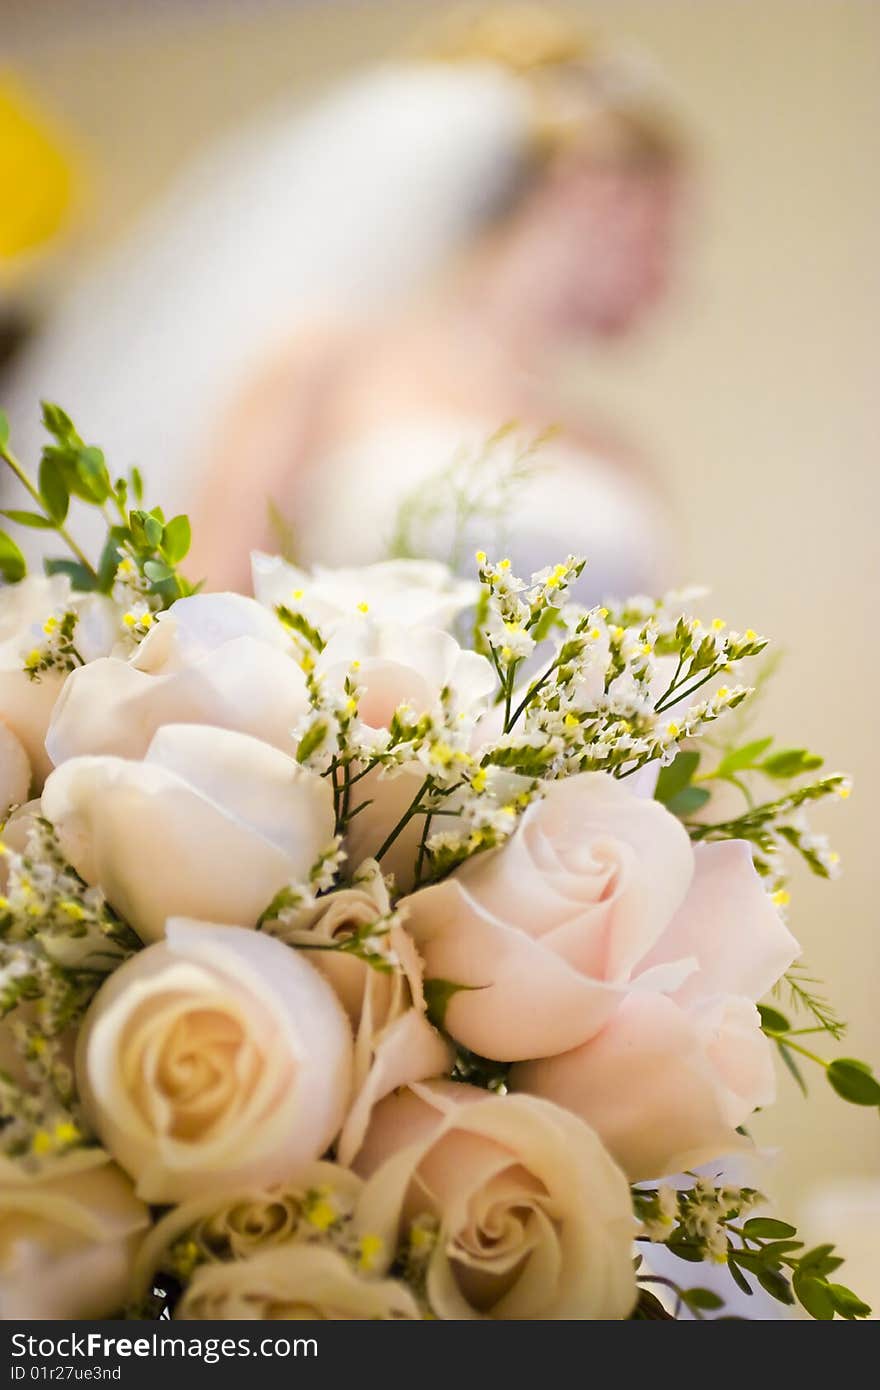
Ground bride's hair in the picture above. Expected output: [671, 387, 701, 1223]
[419, 2, 684, 174]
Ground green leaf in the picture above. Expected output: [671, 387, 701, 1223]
[826, 1283, 872, 1319]
[43, 558, 96, 591]
[742, 1217, 797, 1239]
[827, 1057, 880, 1105]
[632, 1288, 674, 1320]
[665, 1240, 705, 1263]
[97, 528, 127, 594]
[729, 1250, 763, 1274]
[682, 1287, 724, 1310]
[726, 1257, 753, 1296]
[161, 514, 191, 565]
[40, 446, 87, 504]
[758, 1003, 791, 1035]
[75, 446, 111, 504]
[761, 748, 824, 779]
[654, 750, 700, 805]
[757, 1239, 804, 1259]
[756, 1267, 794, 1305]
[38, 454, 70, 523]
[716, 736, 774, 777]
[0, 531, 26, 583]
[665, 785, 710, 817]
[1, 509, 55, 529]
[0, 409, 9, 451]
[144, 516, 164, 549]
[793, 1273, 835, 1320]
[130, 466, 144, 503]
[798, 1244, 842, 1277]
[40, 400, 76, 442]
[143, 559, 173, 583]
[424, 978, 482, 1030]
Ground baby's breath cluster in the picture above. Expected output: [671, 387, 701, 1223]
[22, 608, 83, 679]
[471, 557, 766, 791]
[636, 1179, 761, 1262]
[0, 819, 138, 1161]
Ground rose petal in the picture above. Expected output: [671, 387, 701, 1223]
[637, 840, 799, 1003]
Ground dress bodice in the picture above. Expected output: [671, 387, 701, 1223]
[296, 415, 669, 602]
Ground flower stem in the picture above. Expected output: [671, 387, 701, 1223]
[373, 777, 432, 865]
[0, 444, 97, 578]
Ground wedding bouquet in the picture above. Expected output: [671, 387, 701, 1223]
[0, 403, 875, 1322]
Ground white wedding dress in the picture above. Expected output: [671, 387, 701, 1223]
[2, 61, 666, 598]
[297, 415, 667, 599]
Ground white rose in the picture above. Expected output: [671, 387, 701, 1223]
[177, 1243, 421, 1320]
[76, 919, 353, 1203]
[42, 723, 335, 943]
[319, 620, 494, 733]
[47, 592, 308, 764]
[271, 862, 452, 1165]
[0, 575, 119, 785]
[0, 1148, 149, 1319]
[354, 1081, 636, 1320]
[252, 553, 477, 632]
[512, 841, 794, 1179]
[0, 720, 30, 814]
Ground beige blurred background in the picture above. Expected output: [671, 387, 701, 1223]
[4, 0, 879, 1271]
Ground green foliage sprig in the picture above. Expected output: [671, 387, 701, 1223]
[635, 1182, 871, 1320]
[0, 403, 194, 607]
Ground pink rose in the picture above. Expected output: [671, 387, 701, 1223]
[512, 841, 797, 1178]
[400, 773, 698, 1060]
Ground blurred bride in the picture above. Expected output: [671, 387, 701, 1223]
[4, 5, 686, 596]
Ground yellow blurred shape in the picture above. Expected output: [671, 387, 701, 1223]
[0, 73, 76, 266]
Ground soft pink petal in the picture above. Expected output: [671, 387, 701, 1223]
[512, 992, 753, 1180]
[404, 879, 623, 1059]
[637, 841, 799, 1003]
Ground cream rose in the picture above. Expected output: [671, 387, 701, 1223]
[0, 1148, 149, 1320]
[131, 1159, 362, 1298]
[42, 722, 335, 943]
[400, 772, 699, 1060]
[354, 1081, 636, 1320]
[46, 591, 308, 764]
[271, 862, 452, 1164]
[177, 1244, 421, 1320]
[512, 841, 796, 1179]
[252, 553, 477, 632]
[76, 918, 353, 1203]
[0, 574, 119, 786]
